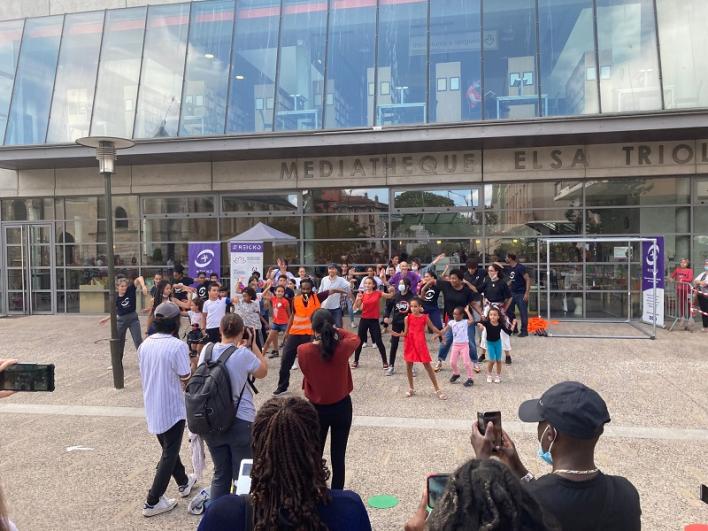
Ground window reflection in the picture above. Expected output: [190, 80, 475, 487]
[222, 194, 298, 213]
[303, 188, 389, 213]
[429, 0, 482, 123]
[180, 0, 234, 136]
[305, 240, 388, 266]
[142, 218, 218, 242]
[484, 181, 583, 210]
[538, 0, 599, 116]
[483, 0, 539, 119]
[91, 7, 147, 138]
[325, 0, 376, 128]
[46, 11, 104, 143]
[376, 0, 427, 126]
[0, 20, 24, 140]
[226, 0, 280, 133]
[303, 214, 387, 240]
[392, 212, 482, 238]
[275, 0, 327, 131]
[596, 0, 661, 112]
[134, 4, 190, 138]
[5, 16, 63, 145]
[394, 188, 480, 209]
[584, 177, 690, 205]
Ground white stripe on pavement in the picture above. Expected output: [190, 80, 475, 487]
[1, 403, 707, 441]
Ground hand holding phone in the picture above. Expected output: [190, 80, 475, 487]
[0, 363, 55, 392]
[477, 411, 502, 448]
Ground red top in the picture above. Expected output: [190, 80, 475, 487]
[360, 290, 383, 319]
[271, 296, 290, 325]
[671, 267, 694, 283]
[297, 328, 361, 405]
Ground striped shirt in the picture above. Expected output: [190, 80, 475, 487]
[138, 333, 191, 435]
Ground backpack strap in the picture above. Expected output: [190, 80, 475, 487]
[215, 345, 237, 364]
[240, 494, 253, 531]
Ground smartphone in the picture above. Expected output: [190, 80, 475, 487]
[477, 411, 502, 447]
[0, 363, 55, 392]
[234, 458, 253, 495]
[427, 474, 450, 509]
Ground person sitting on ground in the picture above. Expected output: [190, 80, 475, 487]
[197, 396, 372, 531]
[404, 458, 559, 531]
[470, 381, 641, 531]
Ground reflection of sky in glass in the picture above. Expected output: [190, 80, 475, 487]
[0, 20, 24, 141]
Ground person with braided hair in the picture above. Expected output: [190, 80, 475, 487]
[404, 459, 559, 531]
[197, 397, 372, 531]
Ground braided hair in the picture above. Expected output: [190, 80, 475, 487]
[251, 397, 331, 531]
[426, 459, 558, 531]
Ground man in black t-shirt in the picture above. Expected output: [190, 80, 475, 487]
[463, 260, 485, 300]
[471, 381, 641, 531]
[506, 253, 532, 336]
[171, 264, 194, 302]
[192, 271, 211, 300]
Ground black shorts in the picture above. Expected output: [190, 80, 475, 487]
[205, 328, 221, 344]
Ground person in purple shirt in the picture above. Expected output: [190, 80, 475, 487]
[389, 261, 421, 288]
[198, 396, 372, 531]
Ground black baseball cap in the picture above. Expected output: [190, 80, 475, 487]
[518, 381, 610, 440]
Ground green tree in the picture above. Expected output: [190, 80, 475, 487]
[395, 191, 455, 208]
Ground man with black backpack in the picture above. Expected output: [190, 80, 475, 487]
[137, 302, 197, 517]
[186, 313, 267, 512]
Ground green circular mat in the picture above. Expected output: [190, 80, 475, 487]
[367, 495, 399, 509]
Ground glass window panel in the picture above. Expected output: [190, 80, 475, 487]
[304, 188, 389, 213]
[586, 207, 690, 234]
[142, 195, 215, 214]
[133, 3, 190, 139]
[392, 211, 482, 238]
[91, 7, 147, 138]
[274, 0, 327, 131]
[483, 0, 538, 119]
[324, 0, 376, 128]
[46, 11, 104, 143]
[5, 16, 63, 145]
[65, 268, 109, 290]
[429, 0, 481, 123]
[222, 193, 298, 213]
[1, 198, 54, 220]
[486, 209, 582, 236]
[394, 188, 480, 209]
[305, 240, 388, 266]
[221, 216, 299, 239]
[143, 242, 188, 266]
[657, 0, 708, 109]
[485, 237, 538, 263]
[376, 0, 427, 126]
[65, 290, 110, 314]
[226, 0, 280, 133]
[63, 196, 104, 220]
[538, 0, 598, 116]
[180, 0, 234, 136]
[596, 0, 661, 112]
[0, 20, 24, 140]
[142, 218, 218, 242]
[61, 220, 106, 245]
[391, 239, 478, 266]
[303, 214, 387, 239]
[584, 177, 690, 206]
[484, 180, 583, 210]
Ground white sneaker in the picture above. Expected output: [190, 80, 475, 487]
[143, 496, 177, 517]
[187, 488, 210, 515]
[433, 360, 442, 372]
[486, 375, 493, 383]
[494, 375, 501, 384]
[385, 366, 394, 376]
[178, 474, 197, 498]
[351, 322, 357, 328]
[362, 342, 370, 348]
[292, 359, 299, 371]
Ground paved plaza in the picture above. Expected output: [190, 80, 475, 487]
[0, 315, 706, 530]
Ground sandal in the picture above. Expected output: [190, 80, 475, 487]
[405, 389, 415, 398]
[435, 389, 447, 401]
[350, 361, 359, 369]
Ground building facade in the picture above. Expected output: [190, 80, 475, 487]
[0, 0, 706, 318]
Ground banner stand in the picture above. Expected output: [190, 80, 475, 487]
[229, 242, 264, 297]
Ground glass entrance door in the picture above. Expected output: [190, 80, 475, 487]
[3, 224, 55, 314]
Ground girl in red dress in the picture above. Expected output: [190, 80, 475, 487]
[393, 297, 446, 400]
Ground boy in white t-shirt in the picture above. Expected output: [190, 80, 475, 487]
[201, 284, 230, 344]
[439, 306, 475, 387]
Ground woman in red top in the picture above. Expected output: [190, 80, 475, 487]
[352, 276, 395, 368]
[298, 309, 361, 490]
[670, 258, 694, 319]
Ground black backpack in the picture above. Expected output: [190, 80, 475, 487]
[185, 343, 247, 436]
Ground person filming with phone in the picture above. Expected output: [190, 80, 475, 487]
[471, 381, 641, 531]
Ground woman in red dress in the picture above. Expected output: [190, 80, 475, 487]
[394, 297, 446, 400]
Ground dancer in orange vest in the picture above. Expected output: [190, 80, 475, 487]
[273, 278, 345, 395]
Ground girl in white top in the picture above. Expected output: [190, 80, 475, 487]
[439, 306, 475, 387]
[233, 282, 271, 349]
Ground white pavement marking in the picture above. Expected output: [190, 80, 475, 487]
[2, 402, 708, 441]
[66, 445, 94, 452]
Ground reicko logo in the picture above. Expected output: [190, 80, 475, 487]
[194, 249, 215, 269]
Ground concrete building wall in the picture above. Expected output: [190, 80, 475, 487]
[0, 0, 187, 21]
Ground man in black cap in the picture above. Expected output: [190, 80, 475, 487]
[471, 381, 641, 531]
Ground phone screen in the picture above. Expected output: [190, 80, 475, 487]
[477, 411, 502, 447]
[0, 363, 55, 392]
[427, 474, 450, 509]
[241, 462, 252, 476]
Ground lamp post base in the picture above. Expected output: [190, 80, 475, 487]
[109, 338, 125, 389]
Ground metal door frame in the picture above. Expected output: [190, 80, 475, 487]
[2, 222, 56, 315]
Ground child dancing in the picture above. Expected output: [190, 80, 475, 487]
[477, 307, 516, 384]
[439, 306, 475, 387]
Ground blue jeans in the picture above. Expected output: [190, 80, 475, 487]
[508, 293, 529, 334]
[437, 328, 453, 361]
[204, 418, 253, 500]
[328, 307, 344, 328]
[467, 322, 478, 362]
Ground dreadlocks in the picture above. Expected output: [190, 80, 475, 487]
[250, 397, 331, 531]
[426, 459, 558, 531]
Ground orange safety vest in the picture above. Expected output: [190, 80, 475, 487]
[289, 293, 321, 335]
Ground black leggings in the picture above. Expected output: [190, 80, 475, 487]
[354, 318, 387, 364]
[699, 293, 708, 328]
[388, 321, 404, 367]
[313, 395, 352, 490]
[277, 334, 311, 392]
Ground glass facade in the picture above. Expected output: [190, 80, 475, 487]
[0, 0, 703, 144]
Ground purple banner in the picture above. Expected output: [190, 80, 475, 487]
[641, 237, 664, 291]
[187, 241, 221, 278]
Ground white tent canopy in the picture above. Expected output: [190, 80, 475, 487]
[228, 222, 296, 242]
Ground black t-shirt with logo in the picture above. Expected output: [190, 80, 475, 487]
[509, 263, 528, 294]
[390, 291, 414, 327]
[437, 280, 474, 319]
[526, 472, 641, 531]
[194, 280, 210, 300]
[463, 268, 486, 301]
[116, 284, 137, 315]
[479, 276, 511, 303]
[172, 276, 194, 301]
[420, 283, 441, 313]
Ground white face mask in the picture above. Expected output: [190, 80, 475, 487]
[398, 283, 406, 293]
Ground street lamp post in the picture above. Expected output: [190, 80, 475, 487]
[76, 136, 135, 389]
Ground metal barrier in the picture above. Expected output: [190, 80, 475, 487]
[665, 280, 694, 331]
